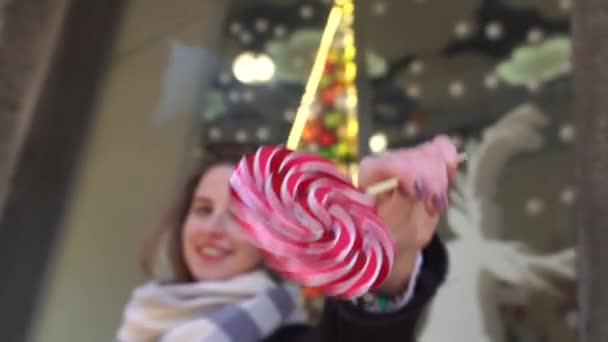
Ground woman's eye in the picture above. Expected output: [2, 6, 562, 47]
[192, 204, 213, 216]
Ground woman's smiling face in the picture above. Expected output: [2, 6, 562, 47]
[181, 164, 262, 281]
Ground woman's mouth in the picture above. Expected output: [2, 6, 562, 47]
[196, 244, 232, 262]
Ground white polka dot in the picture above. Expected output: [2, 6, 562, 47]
[228, 90, 240, 103]
[240, 31, 253, 44]
[208, 127, 222, 141]
[485, 21, 504, 41]
[255, 18, 269, 32]
[203, 111, 216, 120]
[526, 198, 545, 216]
[484, 73, 499, 89]
[526, 80, 541, 92]
[242, 89, 255, 103]
[527, 28, 544, 43]
[369, 132, 388, 153]
[560, 187, 576, 205]
[299, 5, 314, 19]
[406, 84, 422, 98]
[403, 122, 420, 138]
[559, 123, 575, 143]
[230, 22, 242, 35]
[219, 72, 231, 85]
[256, 127, 270, 141]
[274, 25, 287, 39]
[559, 0, 572, 12]
[409, 60, 425, 75]
[292, 56, 305, 69]
[372, 1, 388, 15]
[284, 109, 296, 122]
[192, 146, 204, 159]
[235, 130, 248, 142]
[449, 81, 465, 97]
[454, 21, 472, 39]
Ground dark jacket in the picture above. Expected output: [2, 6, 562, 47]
[265, 235, 448, 342]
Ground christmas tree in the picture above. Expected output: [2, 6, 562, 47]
[287, 0, 359, 175]
[286, 0, 359, 319]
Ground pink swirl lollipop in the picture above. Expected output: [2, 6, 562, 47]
[229, 145, 394, 299]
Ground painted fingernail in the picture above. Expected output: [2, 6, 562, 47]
[414, 180, 428, 200]
[432, 195, 444, 212]
[441, 195, 449, 212]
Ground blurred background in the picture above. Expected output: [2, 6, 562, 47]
[0, 0, 577, 341]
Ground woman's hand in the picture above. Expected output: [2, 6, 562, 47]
[358, 135, 459, 296]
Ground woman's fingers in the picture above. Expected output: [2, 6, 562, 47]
[430, 134, 460, 177]
[359, 153, 419, 197]
[389, 149, 448, 215]
[359, 135, 459, 215]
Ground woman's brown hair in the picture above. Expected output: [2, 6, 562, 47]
[140, 143, 254, 282]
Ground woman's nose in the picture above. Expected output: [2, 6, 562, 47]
[201, 212, 229, 232]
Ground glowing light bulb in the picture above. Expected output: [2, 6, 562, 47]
[232, 52, 276, 84]
[369, 132, 388, 153]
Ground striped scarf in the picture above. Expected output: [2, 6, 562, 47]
[117, 271, 308, 342]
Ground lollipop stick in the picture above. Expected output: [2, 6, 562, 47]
[365, 152, 468, 196]
[365, 178, 399, 196]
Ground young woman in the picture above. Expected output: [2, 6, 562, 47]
[117, 135, 458, 342]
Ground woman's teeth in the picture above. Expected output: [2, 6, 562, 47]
[200, 247, 225, 257]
